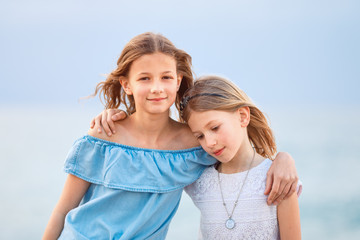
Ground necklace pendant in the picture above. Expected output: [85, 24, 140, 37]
[225, 218, 235, 229]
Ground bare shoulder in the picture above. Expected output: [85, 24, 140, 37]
[170, 120, 199, 149]
[87, 120, 128, 142]
[87, 127, 112, 141]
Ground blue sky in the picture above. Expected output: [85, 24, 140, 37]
[1, 0, 359, 108]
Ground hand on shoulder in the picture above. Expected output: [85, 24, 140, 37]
[88, 119, 130, 144]
[90, 109, 128, 137]
[87, 126, 113, 141]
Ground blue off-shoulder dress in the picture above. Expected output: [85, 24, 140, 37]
[58, 135, 216, 240]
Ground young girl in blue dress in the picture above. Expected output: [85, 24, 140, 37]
[43, 32, 298, 239]
[181, 75, 302, 239]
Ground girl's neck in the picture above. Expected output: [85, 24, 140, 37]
[129, 111, 173, 146]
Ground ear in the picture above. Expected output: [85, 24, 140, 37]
[119, 76, 132, 95]
[237, 107, 250, 128]
[176, 74, 183, 91]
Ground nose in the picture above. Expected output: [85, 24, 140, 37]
[150, 80, 164, 94]
[205, 134, 217, 149]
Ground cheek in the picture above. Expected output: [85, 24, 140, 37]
[198, 139, 207, 149]
[198, 140, 212, 155]
[166, 85, 179, 102]
[167, 83, 179, 94]
[218, 128, 233, 145]
[133, 85, 148, 96]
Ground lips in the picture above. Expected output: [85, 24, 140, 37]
[213, 147, 224, 156]
[147, 97, 167, 101]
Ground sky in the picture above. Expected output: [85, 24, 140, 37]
[0, 0, 359, 109]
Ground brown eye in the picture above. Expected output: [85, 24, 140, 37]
[163, 76, 173, 80]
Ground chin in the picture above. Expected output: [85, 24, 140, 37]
[148, 108, 171, 114]
[213, 156, 229, 164]
[219, 160, 232, 164]
[217, 155, 235, 164]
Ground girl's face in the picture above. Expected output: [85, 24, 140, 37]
[187, 109, 249, 163]
[121, 52, 182, 115]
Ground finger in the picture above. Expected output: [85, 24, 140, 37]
[90, 118, 95, 128]
[109, 109, 121, 121]
[112, 111, 127, 121]
[273, 182, 291, 205]
[289, 181, 298, 197]
[107, 112, 116, 134]
[94, 114, 102, 133]
[264, 172, 273, 195]
[101, 111, 112, 136]
[267, 180, 280, 205]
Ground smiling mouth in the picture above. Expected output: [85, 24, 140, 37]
[213, 148, 224, 156]
[147, 97, 167, 101]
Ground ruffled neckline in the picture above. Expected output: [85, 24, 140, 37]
[85, 134, 203, 153]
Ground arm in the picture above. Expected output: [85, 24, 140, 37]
[42, 174, 90, 240]
[90, 109, 127, 137]
[265, 152, 299, 205]
[277, 192, 301, 239]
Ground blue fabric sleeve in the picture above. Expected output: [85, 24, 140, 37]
[64, 135, 217, 193]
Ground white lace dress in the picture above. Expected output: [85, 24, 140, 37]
[185, 159, 301, 240]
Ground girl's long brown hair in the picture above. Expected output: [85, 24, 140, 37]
[181, 75, 277, 159]
[94, 32, 194, 115]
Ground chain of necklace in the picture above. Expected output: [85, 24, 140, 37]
[217, 148, 256, 230]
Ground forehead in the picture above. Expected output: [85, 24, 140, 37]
[129, 52, 176, 74]
[188, 110, 237, 132]
[187, 110, 228, 129]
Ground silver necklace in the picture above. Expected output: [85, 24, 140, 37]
[217, 148, 256, 230]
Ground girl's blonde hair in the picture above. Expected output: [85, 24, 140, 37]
[181, 75, 277, 159]
[94, 32, 193, 115]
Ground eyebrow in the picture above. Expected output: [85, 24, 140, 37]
[137, 71, 174, 75]
[205, 120, 217, 128]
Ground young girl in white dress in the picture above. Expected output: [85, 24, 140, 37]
[181, 75, 302, 240]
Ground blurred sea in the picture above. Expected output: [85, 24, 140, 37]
[1, 105, 359, 239]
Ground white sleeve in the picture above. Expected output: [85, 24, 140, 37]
[297, 179, 303, 197]
[197, 227, 203, 240]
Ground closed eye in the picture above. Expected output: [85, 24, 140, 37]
[211, 126, 219, 131]
[139, 77, 150, 81]
[196, 134, 204, 140]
